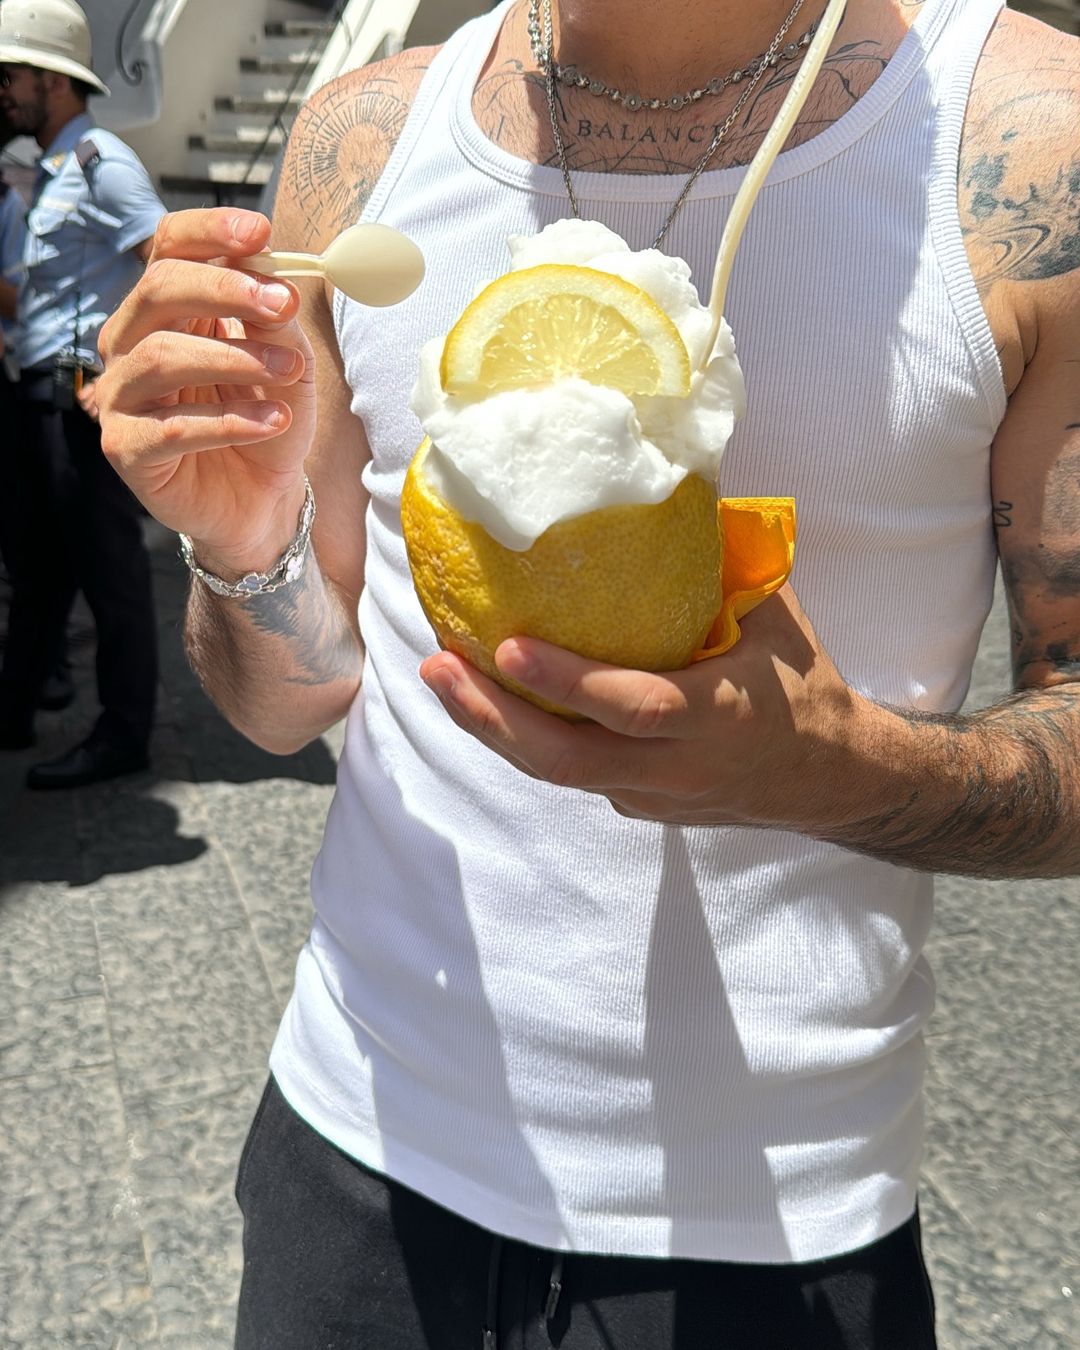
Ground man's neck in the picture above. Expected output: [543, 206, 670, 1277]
[552, 0, 821, 94]
[37, 103, 86, 153]
[476, 0, 917, 177]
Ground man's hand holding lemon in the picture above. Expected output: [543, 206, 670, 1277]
[419, 583, 896, 834]
[404, 218, 861, 831]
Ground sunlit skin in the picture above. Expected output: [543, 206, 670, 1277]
[418, 0, 1080, 875]
[91, 0, 1080, 876]
[0, 62, 78, 149]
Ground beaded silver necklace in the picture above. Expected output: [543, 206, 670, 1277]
[538, 0, 810, 249]
[527, 0, 818, 112]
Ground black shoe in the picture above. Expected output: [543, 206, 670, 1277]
[26, 737, 149, 790]
[37, 671, 76, 712]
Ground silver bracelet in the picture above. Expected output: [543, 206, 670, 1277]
[178, 477, 316, 599]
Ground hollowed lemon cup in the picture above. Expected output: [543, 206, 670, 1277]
[402, 438, 796, 718]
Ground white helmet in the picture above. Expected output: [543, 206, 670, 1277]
[0, 0, 109, 96]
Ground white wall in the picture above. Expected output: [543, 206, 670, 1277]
[118, 0, 316, 177]
[117, 0, 261, 175]
[80, 0, 161, 130]
[104, 0, 494, 180]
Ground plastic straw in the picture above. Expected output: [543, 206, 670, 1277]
[702, 0, 849, 362]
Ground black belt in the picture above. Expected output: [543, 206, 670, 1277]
[19, 364, 59, 405]
[22, 360, 58, 379]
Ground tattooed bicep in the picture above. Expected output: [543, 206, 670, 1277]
[960, 25, 1080, 293]
[995, 438, 1080, 686]
[276, 49, 434, 250]
[960, 141, 1080, 288]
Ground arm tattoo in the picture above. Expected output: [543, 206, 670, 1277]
[285, 61, 427, 246]
[998, 446, 1080, 677]
[831, 448, 1080, 875]
[241, 567, 361, 688]
[1031, 448, 1080, 599]
[960, 87, 1080, 291]
[829, 686, 1080, 878]
[185, 562, 361, 711]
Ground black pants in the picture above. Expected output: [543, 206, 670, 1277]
[0, 363, 21, 577]
[235, 1078, 937, 1350]
[0, 367, 156, 748]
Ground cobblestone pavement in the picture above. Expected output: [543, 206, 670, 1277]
[1, 516, 1077, 1348]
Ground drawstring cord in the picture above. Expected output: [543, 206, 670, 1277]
[482, 1236, 503, 1349]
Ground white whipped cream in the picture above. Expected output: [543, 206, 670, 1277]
[410, 218, 745, 551]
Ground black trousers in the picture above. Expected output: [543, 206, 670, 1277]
[234, 1077, 937, 1350]
[0, 367, 156, 748]
[0, 363, 23, 579]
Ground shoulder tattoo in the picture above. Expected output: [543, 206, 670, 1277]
[960, 38, 1080, 292]
[284, 52, 432, 247]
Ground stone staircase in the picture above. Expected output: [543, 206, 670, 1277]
[160, 15, 334, 207]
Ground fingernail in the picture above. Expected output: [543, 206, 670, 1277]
[264, 346, 297, 376]
[256, 406, 286, 428]
[259, 283, 292, 314]
[231, 214, 260, 246]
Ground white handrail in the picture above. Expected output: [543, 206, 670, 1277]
[137, 0, 190, 48]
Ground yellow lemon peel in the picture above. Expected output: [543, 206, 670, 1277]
[402, 439, 722, 715]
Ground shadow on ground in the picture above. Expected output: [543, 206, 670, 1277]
[0, 516, 340, 891]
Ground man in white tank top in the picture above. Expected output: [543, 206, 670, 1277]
[94, 1, 1079, 1346]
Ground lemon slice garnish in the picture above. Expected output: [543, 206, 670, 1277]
[440, 264, 691, 398]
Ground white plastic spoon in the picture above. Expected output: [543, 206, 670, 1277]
[702, 0, 849, 362]
[241, 221, 425, 307]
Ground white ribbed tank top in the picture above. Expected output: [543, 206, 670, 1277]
[270, 0, 1006, 1263]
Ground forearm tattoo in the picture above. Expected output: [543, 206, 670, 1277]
[242, 568, 362, 688]
[193, 56, 429, 713]
[185, 561, 362, 707]
[828, 686, 1080, 879]
[842, 459, 1080, 877]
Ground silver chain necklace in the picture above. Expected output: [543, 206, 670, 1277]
[527, 0, 818, 113]
[540, 0, 809, 249]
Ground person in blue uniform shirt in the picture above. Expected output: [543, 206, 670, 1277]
[0, 128, 23, 359]
[0, 111, 26, 420]
[0, 109, 75, 716]
[1, 113, 30, 672]
[0, 0, 165, 787]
